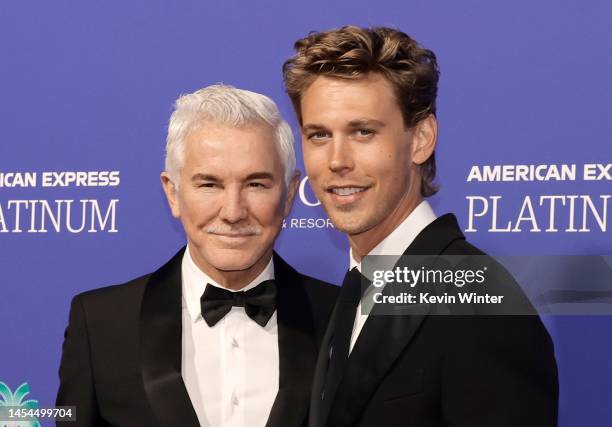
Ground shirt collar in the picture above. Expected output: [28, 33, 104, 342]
[349, 200, 437, 272]
[181, 245, 275, 323]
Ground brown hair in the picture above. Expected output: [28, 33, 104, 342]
[283, 25, 440, 197]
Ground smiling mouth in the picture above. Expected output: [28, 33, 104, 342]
[331, 187, 366, 196]
[324, 186, 371, 207]
[327, 186, 370, 196]
[210, 233, 255, 248]
[212, 233, 254, 238]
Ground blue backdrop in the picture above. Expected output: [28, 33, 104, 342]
[1, 1, 610, 425]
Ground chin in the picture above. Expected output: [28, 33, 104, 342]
[330, 211, 380, 236]
[209, 257, 257, 272]
[329, 216, 368, 235]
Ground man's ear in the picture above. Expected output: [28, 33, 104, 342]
[411, 115, 438, 165]
[283, 171, 301, 217]
[160, 172, 181, 218]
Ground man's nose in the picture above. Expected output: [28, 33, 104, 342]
[328, 137, 354, 174]
[218, 187, 248, 223]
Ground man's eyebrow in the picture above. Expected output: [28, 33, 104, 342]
[347, 118, 385, 128]
[191, 173, 219, 182]
[301, 119, 385, 133]
[246, 172, 275, 181]
[301, 123, 327, 133]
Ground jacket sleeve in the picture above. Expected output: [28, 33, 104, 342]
[56, 294, 104, 426]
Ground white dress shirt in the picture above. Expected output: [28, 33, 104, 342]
[181, 246, 279, 427]
[348, 200, 437, 353]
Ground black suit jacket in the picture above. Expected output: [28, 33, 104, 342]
[56, 248, 338, 427]
[310, 214, 559, 427]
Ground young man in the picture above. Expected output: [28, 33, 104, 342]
[284, 26, 558, 427]
[56, 84, 338, 427]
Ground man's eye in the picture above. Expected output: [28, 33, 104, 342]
[308, 131, 330, 140]
[357, 129, 375, 137]
[248, 182, 266, 188]
[198, 183, 217, 188]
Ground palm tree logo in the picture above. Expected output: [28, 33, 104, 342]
[0, 382, 41, 427]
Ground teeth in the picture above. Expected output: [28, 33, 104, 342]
[332, 187, 366, 196]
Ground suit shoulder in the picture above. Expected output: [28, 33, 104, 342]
[300, 274, 340, 301]
[75, 247, 185, 306]
[295, 273, 338, 344]
[442, 238, 487, 256]
[63, 272, 157, 339]
[74, 272, 152, 310]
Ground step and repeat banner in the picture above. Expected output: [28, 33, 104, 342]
[1, 1, 610, 426]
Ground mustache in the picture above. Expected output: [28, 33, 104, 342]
[205, 224, 262, 236]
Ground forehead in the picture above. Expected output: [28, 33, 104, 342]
[300, 74, 400, 122]
[182, 123, 282, 177]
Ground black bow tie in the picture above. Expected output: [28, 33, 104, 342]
[200, 280, 277, 327]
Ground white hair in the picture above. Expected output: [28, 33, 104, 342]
[165, 84, 296, 188]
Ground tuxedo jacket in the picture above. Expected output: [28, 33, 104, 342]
[310, 214, 559, 427]
[56, 248, 338, 427]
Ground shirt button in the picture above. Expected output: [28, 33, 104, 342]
[232, 338, 239, 348]
[232, 395, 239, 406]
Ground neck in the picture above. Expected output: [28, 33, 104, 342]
[349, 195, 423, 262]
[188, 244, 273, 291]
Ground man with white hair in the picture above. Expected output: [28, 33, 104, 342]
[56, 84, 338, 427]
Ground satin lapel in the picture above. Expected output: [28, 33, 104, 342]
[308, 303, 338, 427]
[266, 253, 318, 427]
[327, 308, 429, 426]
[140, 247, 200, 427]
[326, 214, 466, 426]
